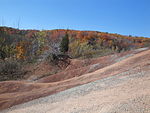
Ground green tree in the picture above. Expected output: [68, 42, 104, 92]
[60, 33, 69, 53]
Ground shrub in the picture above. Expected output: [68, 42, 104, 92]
[46, 53, 71, 68]
[0, 59, 26, 81]
[46, 53, 58, 66]
[69, 40, 92, 58]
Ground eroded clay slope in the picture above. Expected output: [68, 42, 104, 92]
[0, 48, 149, 111]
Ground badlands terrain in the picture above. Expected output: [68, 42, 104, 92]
[0, 47, 150, 113]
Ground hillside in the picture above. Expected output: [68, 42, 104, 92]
[1, 49, 150, 113]
[0, 47, 149, 112]
[0, 27, 150, 81]
[0, 27, 150, 112]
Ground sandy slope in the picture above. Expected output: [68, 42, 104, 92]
[0, 48, 150, 112]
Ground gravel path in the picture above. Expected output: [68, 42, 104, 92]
[1, 64, 150, 113]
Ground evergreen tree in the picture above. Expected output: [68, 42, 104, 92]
[60, 33, 69, 53]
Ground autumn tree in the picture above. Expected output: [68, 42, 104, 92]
[16, 42, 26, 59]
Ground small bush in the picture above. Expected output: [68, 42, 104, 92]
[46, 53, 58, 66]
[69, 40, 92, 58]
[46, 53, 70, 69]
[0, 59, 25, 81]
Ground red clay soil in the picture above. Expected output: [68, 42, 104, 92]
[24, 61, 58, 80]
[37, 56, 112, 83]
[37, 49, 144, 83]
[0, 48, 149, 110]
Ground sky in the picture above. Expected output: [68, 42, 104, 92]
[0, 0, 150, 37]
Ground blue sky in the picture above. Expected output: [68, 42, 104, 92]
[0, 0, 149, 37]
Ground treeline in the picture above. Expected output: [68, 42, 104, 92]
[0, 26, 150, 61]
[0, 26, 150, 81]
